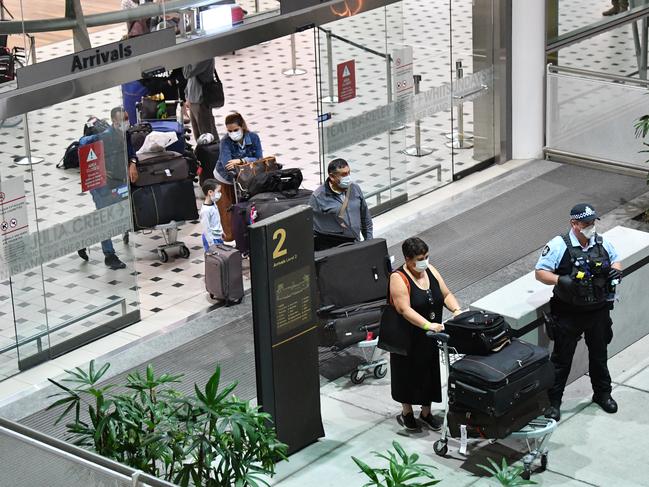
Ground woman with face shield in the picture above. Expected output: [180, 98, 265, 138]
[212, 112, 263, 243]
[389, 237, 462, 432]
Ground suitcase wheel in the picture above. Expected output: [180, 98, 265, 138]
[521, 468, 531, 481]
[433, 439, 448, 457]
[179, 245, 190, 259]
[541, 453, 548, 471]
[226, 298, 243, 307]
[350, 370, 365, 384]
[373, 365, 387, 379]
[158, 249, 169, 263]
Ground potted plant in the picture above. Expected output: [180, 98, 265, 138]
[47, 360, 288, 486]
[477, 457, 537, 486]
[633, 115, 649, 224]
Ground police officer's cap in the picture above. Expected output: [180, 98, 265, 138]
[570, 203, 599, 222]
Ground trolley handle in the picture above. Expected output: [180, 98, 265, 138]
[426, 331, 450, 343]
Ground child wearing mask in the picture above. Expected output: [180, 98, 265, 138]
[200, 179, 224, 251]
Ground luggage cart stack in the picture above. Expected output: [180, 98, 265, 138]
[428, 331, 557, 480]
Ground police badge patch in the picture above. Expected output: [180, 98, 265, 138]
[542, 245, 550, 256]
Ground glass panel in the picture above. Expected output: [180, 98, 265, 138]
[550, 0, 649, 41]
[1, 86, 141, 375]
[316, 5, 408, 212]
[449, 0, 496, 176]
[546, 71, 648, 168]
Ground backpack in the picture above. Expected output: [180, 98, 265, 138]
[57, 141, 80, 169]
[83, 116, 110, 137]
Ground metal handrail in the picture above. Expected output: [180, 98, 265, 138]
[0, 298, 127, 355]
[544, 147, 649, 175]
[548, 64, 649, 88]
[0, 0, 223, 34]
[364, 163, 442, 201]
[547, 4, 649, 53]
[0, 417, 177, 487]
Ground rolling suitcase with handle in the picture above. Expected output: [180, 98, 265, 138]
[133, 151, 189, 186]
[448, 338, 555, 417]
[205, 244, 244, 304]
[315, 238, 391, 310]
[318, 299, 384, 349]
[444, 310, 512, 355]
[131, 179, 198, 230]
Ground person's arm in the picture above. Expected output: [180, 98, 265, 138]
[183, 59, 213, 80]
[359, 189, 373, 240]
[429, 266, 461, 316]
[251, 133, 263, 160]
[216, 139, 234, 178]
[535, 269, 559, 285]
[390, 272, 444, 332]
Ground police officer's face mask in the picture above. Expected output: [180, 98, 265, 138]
[581, 223, 597, 239]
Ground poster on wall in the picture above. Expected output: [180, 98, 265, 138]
[0, 176, 29, 278]
[79, 140, 107, 192]
[337, 60, 356, 103]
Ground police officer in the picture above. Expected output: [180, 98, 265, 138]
[535, 203, 622, 421]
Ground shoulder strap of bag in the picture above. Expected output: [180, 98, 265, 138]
[337, 185, 352, 220]
[388, 270, 411, 305]
[562, 232, 582, 263]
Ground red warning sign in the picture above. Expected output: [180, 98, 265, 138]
[79, 140, 107, 192]
[337, 60, 356, 103]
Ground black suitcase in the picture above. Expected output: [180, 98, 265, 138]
[231, 201, 253, 255]
[247, 168, 303, 197]
[248, 189, 313, 219]
[447, 391, 550, 440]
[445, 310, 512, 355]
[449, 338, 555, 417]
[205, 244, 244, 304]
[195, 141, 220, 187]
[318, 299, 383, 349]
[315, 239, 390, 309]
[133, 151, 189, 187]
[131, 179, 198, 230]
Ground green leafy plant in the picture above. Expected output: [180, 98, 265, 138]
[634, 115, 649, 184]
[47, 360, 288, 486]
[477, 458, 537, 486]
[351, 440, 440, 487]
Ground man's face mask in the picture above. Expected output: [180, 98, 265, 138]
[581, 223, 597, 239]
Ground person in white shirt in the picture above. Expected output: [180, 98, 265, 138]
[200, 179, 224, 251]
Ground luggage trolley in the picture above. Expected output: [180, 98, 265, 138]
[428, 332, 557, 480]
[348, 324, 388, 385]
[125, 221, 191, 263]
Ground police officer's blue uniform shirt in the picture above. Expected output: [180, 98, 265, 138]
[535, 230, 620, 272]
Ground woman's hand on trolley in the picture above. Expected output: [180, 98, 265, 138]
[424, 322, 445, 333]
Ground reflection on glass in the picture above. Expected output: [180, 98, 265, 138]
[551, 0, 649, 39]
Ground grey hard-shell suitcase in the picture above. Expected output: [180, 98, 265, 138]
[205, 244, 244, 304]
[133, 151, 189, 187]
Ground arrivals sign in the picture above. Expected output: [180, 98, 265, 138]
[337, 60, 356, 103]
[79, 140, 107, 192]
[16, 29, 176, 89]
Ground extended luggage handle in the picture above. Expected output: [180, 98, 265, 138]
[426, 331, 450, 344]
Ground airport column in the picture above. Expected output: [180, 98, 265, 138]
[512, 0, 545, 159]
[249, 205, 324, 455]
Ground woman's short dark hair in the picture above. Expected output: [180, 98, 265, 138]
[225, 112, 248, 132]
[327, 158, 349, 175]
[402, 237, 429, 259]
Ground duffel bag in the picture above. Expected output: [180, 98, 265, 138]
[249, 189, 313, 220]
[445, 310, 511, 354]
[131, 179, 198, 230]
[234, 156, 282, 200]
[247, 168, 303, 197]
[133, 151, 189, 187]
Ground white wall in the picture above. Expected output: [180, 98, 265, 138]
[511, 0, 546, 159]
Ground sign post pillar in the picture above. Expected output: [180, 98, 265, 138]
[249, 205, 324, 455]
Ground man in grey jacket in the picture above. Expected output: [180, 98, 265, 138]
[183, 58, 219, 141]
[309, 158, 373, 251]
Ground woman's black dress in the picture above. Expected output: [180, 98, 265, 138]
[390, 267, 444, 405]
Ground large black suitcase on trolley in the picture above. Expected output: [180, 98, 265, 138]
[447, 391, 550, 440]
[318, 299, 384, 349]
[194, 141, 220, 187]
[444, 310, 512, 355]
[248, 189, 313, 219]
[448, 339, 555, 417]
[315, 239, 391, 310]
[131, 179, 198, 230]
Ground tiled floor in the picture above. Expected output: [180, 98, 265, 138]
[0, 0, 641, 380]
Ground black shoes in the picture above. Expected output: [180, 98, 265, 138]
[397, 412, 419, 431]
[419, 413, 442, 431]
[545, 404, 561, 422]
[593, 394, 618, 414]
[77, 248, 89, 261]
[105, 254, 126, 270]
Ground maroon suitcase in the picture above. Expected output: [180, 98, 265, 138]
[205, 244, 244, 304]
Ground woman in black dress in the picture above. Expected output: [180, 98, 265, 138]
[390, 237, 462, 431]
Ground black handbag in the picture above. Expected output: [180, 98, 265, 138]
[201, 70, 225, 108]
[377, 271, 412, 356]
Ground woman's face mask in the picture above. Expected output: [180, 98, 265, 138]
[229, 129, 244, 142]
[414, 257, 429, 272]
